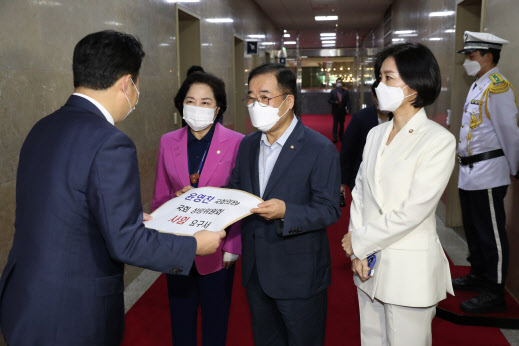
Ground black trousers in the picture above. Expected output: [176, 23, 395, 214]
[245, 266, 327, 346]
[459, 186, 509, 285]
[332, 113, 346, 141]
[166, 264, 235, 346]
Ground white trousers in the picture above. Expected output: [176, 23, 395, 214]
[357, 288, 437, 346]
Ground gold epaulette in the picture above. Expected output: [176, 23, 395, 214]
[467, 73, 518, 155]
[480, 73, 518, 120]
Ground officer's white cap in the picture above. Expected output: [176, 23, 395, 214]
[457, 31, 509, 54]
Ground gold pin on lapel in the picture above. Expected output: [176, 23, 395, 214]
[290, 145, 295, 149]
[217, 150, 221, 154]
[409, 129, 414, 133]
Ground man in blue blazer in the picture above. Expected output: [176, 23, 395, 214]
[0, 30, 225, 346]
[328, 77, 351, 143]
[231, 64, 341, 345]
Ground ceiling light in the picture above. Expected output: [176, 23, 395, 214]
[206, 18, 233, 23]
[321, 40, 335, 44]
[284, 33, 290, 38]
[392, 38, 405, 42]
[284, 29, 287, 33]
[315, 16, 338, 21]
[445, 29, 455, 33]
[284, 41, 296, 44]
[261, 42, 276, 46]
[429, 11, 455, 17]
[429, 37, 442, 41]
[320, 33, 336, 37]
[248, 34, 265, 38]
[104, 21, 123, 26]
[394, 30, 416, 35]
[322, 44, 336, 47]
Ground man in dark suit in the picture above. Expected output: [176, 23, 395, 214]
[0, 30, 224, 346]
[340, 81, 390, 193]
[328, 77, 351, 143]
[232, 64, 341, 345]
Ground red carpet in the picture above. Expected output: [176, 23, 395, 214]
[122, 114, 510, 346]
[440, 260, 519, 320]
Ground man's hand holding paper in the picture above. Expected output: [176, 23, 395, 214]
[145, 186, 263, 236]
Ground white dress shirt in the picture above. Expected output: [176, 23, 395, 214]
[258, 116, 298, 198]
[73, 92, 115, 125]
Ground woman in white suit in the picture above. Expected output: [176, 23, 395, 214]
[342, 43, 456, 345]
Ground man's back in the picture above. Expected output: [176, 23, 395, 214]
[0, 96, 196, 345]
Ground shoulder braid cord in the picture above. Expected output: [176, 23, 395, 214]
[466, 74, 518, 155]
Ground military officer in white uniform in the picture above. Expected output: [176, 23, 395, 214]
[453, 31, 519, 314]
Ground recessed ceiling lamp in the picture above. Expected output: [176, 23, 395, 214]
[206, 18, 233, 23]
[315, 16, 338, 21]
[429, 11, 455, 17]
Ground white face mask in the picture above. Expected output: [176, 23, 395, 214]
[463, 56, 486, 77]
[375, 82, 416, 113]
[248, 95, 290, 132]
[123, 78, 140, 120]
[336, 83, 343, 88]
[183, 104, 216, 132]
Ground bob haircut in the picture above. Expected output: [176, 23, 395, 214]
[174, 72, 227, 124]
[247, 63, 298, 114]
[375, 43, 441, 108]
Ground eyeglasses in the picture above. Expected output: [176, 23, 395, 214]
[242, 93, 288, 108]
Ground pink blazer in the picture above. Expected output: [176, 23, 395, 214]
[152, 123, 244, 275]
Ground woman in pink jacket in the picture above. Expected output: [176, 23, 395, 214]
[152, 72, 244, 346]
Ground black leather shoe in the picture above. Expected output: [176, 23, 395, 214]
[460, 291, 507, 314]
[452, 274, 485, 291]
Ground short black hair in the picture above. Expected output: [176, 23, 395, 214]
[371, 79, 379, 96]
[375, 42, 441, 108]
[478, 49, 501, 65]
[247, 63, 298, 114]
[336, 77, 343, 82]
[187, 65, 205, 76]
[73, 30, 145, 90]
[174, 72, 227, 124]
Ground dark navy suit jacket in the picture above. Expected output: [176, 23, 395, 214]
[227, 118, 341, 299]
[328, 88, 351, 118]
[340, 105, 380, 190]
[0, 96, 197, 346]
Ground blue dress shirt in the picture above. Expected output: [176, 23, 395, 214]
[259, 116, 298, 198]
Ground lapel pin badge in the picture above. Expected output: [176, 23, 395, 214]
[290, 145, 295, 149]
[217, 150, 221, 154]
[409, 129, 414, 133]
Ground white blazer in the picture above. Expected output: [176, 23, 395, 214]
[350, 108, 456, 307]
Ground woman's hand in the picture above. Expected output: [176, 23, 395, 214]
[175, 185, 193, 197]
[342, 232, 353, 256]
[352, 258, 371, 281]
[143, 213, 152, 221]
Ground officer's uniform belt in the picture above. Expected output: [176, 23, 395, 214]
[458, 149, 504, 168]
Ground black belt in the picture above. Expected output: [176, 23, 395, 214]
[458, 149, 504, 168]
